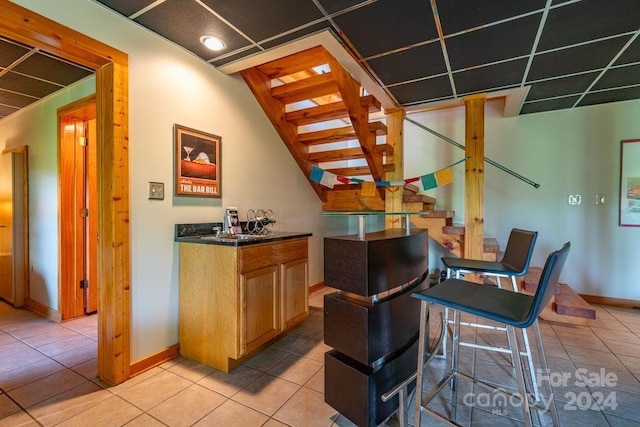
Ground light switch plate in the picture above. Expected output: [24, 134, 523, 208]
[568, 194, 581, 205]
[149, 182, 164, 200]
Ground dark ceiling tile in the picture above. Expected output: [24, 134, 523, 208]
[0, 89, 37, 108]
[454, 59, 527, 94]
[447, 14, 540, 70]
[538, 0, 640, 51]
[593, 64, 640, 90]
[317, 0, 368, 14]
[437, 0, 546, 35]
[528, 36, 628, 81]
[526, 72, 599, 101]
[0, 71, 60, 98]
[12, 52, 92, 86]
[388, 75, 453, 105]
[332, 0, 437, 58]
[93, 0, 157, 17]
[0, 104, 19, 118]
[135, 0, 251, 60]
[0, 39, 30, 68]
[366, 42, 446, 85]
[261, 22, 333, 50]
[579, 86, 640, 107]
[614, 36, 640, 66]
[520, 96, 580, 114]
[202, 0, 324, 43]
[210, 46, 262, 67]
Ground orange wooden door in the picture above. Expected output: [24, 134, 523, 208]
[59, 98, 97, 319]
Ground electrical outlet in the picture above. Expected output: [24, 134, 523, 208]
[596, 194, 606, 205]
[568, 194, 582, 205]
[149, 182, 164, 200]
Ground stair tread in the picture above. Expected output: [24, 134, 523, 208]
[325, 164, 394, 176]
[521, 268, 596, 320]
[256, 45, 330, 79]
[403, 183, 420, 195]
[403, 194, 436, 204]
[308, 143, 393, 163]
[286, 95, 380, 125]
[299, 122, 387, 145]
[419, 210, 454, 219]
[272, 72, 339, 105]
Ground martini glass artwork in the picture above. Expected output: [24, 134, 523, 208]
[183, 146, 194, 161]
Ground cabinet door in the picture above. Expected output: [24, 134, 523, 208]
[280, 258, 309, 330]
[240, 265, 279, 355]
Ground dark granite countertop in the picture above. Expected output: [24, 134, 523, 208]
[175, 223, 311, 246]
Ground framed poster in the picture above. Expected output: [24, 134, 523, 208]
[175, 124, 221, 197]
[619, 138, 640, 227]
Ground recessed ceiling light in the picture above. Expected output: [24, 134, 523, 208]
[200, 36, 226, 51]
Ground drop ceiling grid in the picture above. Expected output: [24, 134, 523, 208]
[1, 0, 637, 121]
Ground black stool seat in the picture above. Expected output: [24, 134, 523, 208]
[441, 258, 524, 276]
[414, 278, 535, 327]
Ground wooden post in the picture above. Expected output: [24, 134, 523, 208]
[464, 94, 486, 282]
[385, 108, 405, 229]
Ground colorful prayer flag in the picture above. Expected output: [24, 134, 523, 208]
[361, 181, 377, 197]
[421, 173, 437, 191]
[435, 168, 453, 186]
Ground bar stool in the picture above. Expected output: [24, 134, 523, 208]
[441, 228, 540, 398]
[412, 242, 570, 427]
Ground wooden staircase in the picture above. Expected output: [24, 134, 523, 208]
[403, 184, 498, 260]
[240, 45, 392, 211]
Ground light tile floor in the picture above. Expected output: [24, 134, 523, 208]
[0, 289, 639, 426]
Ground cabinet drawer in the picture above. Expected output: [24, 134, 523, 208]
[239, 238, 308, 273]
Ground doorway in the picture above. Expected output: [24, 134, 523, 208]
[2, 0, 130, 385]
[59, 96, 98, 320]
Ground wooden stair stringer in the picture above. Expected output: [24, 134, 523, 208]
[240, 66, 326, 201]
[325, 54, 386, 198]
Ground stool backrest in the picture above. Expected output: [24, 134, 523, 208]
[523, 242, 571, 327]
[501, 228, 538, 274]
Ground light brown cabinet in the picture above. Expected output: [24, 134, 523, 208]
[179, 237, 309, 372]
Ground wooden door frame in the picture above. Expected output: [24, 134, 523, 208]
[0, 1, 131, 385]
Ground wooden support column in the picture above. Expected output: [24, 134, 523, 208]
[464, 94, 486, 281]
[96, 61, 131, 386]
[385, 108, 405, 229]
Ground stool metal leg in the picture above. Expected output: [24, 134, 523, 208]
[510, 275, 540, 401]
[450, 309, 460, 421]
[414, 300, 429, 427]
[507, 325, 533, 427]
[532, 320, 560, 426]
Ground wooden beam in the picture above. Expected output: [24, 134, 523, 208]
[0, 0, 131, 386]
[96, 61, 131, 385]
[240, 67, 326, 201]
[0, 0, 127, 69]
[464, 94, 486, 281]
[384, 108, 405, 229]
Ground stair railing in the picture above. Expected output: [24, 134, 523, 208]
[405, 117, 540, 188]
